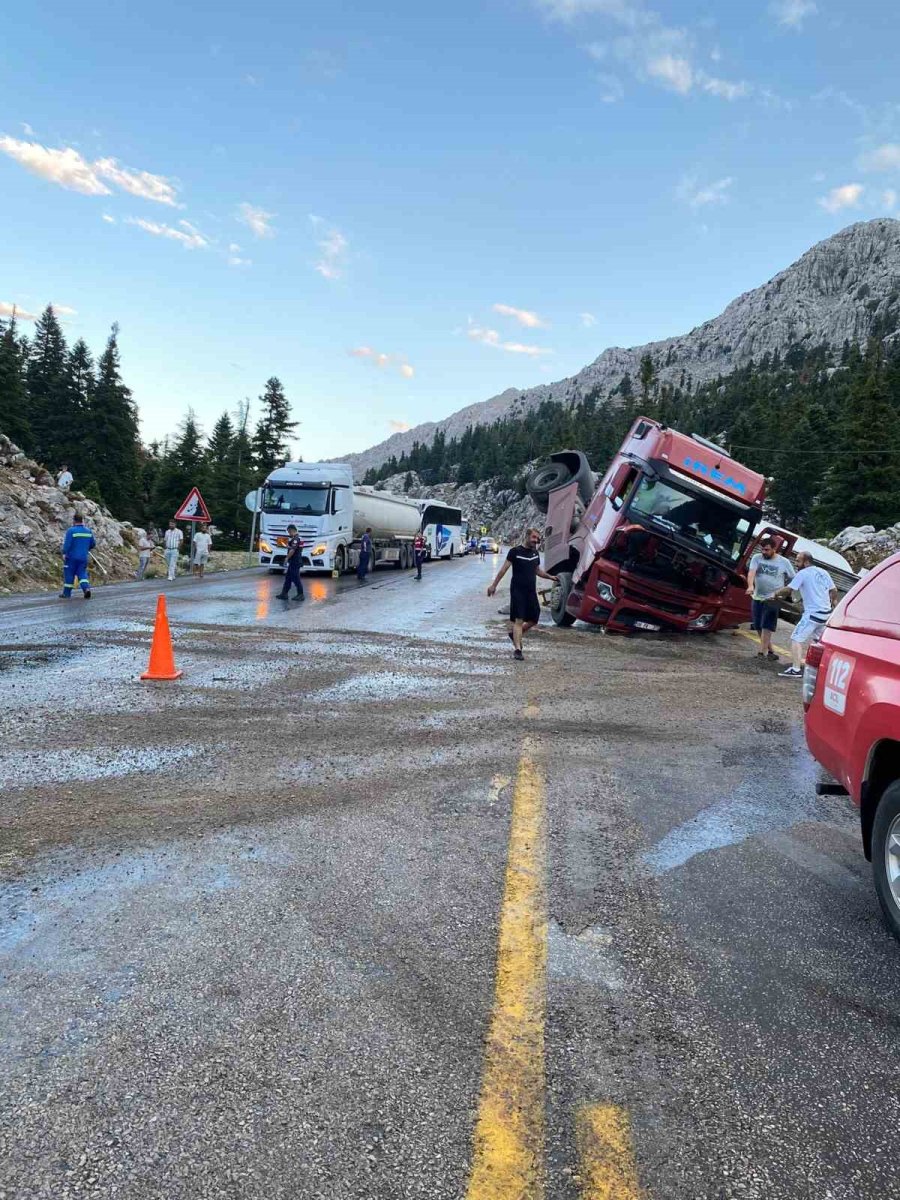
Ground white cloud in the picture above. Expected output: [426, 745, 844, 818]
[858, 144, 900, 172]
[676, 175, 733, 208]
[311, 216, 349, 279]
[228, 255, 252, 267]
[700, 75, 749, 101]
[817, 183, 864, 213]
[228, 242, 242, 252]
[580, 312, 597, 327]
[0, 136, 111, 196]
[492, 303, 548, 329]
[647, 54, 693, 94]
[349, 346, 414, 378]
[467, 323, 553, 357]
[0, 301, 37, 321]
[237, 202, 275, 238]
[769, 0, 817, 30]
[597, 73, 625, 102]
[21, 122, 35, 136]
[882, 189, 898, 212]
[94, 158, 178, 206]
[52, 304, 77, 317]
[126, 216, 209, 249]
[0, 135, 180, 206]
[389, 419, 411, 432]
[101, 213, 116, 224]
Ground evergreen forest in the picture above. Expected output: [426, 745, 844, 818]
[0, 306, 297, 546]
[363, 339, 900, 537]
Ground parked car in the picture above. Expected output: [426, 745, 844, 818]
[479, 537, 500, 554]
[803, 550, 900, 938]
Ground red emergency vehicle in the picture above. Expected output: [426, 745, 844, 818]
[803, 551, 900, 938]
[532, 417, 778, 634]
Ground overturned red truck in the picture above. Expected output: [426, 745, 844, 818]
[530, 417, 779, 635]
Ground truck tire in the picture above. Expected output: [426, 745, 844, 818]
[334, 546, 346, 575]
[550, 571, 576, 627]
[872, 779, 900, 941]
[396, 545, 406, 570]
[526, 460, 575, 513]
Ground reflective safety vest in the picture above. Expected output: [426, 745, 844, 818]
[62, 524, 96, 561]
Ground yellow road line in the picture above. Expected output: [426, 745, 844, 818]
[576, 1104, 641, 1199]
[466, 739, 548, 1198]
[735, 627, 792, 660]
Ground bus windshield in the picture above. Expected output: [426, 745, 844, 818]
[626, 477, 753, 564]
[262, 485, 329, 516]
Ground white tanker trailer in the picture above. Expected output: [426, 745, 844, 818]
[257, 462, 424, 574]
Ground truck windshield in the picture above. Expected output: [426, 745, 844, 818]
[262, 485, 329, 515]
[626, 477, 752, 564]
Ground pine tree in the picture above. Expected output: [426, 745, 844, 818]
[27, 305, 69, 465]
[252, 377, 297, 474]
[62, 339, 95, 482]
[88, 324, 141, 516]
[0, 315, 31, 448]
[205, 412, 237, 540]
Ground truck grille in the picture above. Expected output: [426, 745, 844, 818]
[622, 586, 690, 617]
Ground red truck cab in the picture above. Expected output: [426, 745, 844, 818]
[803, 551, 900, 937]
[535, 418, 771, 634]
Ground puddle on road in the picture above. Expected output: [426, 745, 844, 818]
[0, 745, 201, 789]
[313, 671, 472, 702]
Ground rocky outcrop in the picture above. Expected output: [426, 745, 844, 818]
[828, 524, 900, 572]
[0, 434, 138, 592]
[348, 218, 900, 476]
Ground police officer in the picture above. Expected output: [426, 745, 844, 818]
[413, 530, 426, 581]
[60, 511, 96, 599]
[357, 527, 373, 582]
[278, 524, 305, 601]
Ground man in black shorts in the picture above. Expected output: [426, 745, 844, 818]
[487, 528, 558, 660]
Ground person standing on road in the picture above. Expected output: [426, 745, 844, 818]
[278, 524, 305, 601]
[479, 539, 487, 561]
[192, 523, 212, 580]
[135, 530, 155, 580]
[774, 551, 838, 678]
[357, 527, 373, 583]
[163, 521, 182, 581]
[60, 512, 95, 600]
[57, 465, 73, 492]
[413, 530, 426, 581]
[746, 537, 794, 660]
[487, 528, 558, 661]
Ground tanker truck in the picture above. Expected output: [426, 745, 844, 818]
[257, 462, 423, 574]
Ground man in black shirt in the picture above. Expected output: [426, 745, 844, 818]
[278, 525, 305, 601]
[487, 528, 558, 660]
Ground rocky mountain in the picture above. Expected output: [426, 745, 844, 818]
[347, 218, 900, 476]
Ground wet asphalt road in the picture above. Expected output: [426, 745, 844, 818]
[1, 557, 899, 1199]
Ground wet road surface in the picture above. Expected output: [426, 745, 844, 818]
[1, 558, 899, 1199]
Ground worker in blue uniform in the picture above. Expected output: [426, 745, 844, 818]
[60, 512, 96, 599]
[277, 524, 305, 601]
[357, 527, 373, 583]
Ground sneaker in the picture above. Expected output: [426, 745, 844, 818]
[779, 666, 802, 678]
[83, 590, 92, 599]
[513, 649, 524, 661]
[294, 594, 305, 601]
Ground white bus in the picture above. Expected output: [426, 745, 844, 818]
[419, 501, 466, 560]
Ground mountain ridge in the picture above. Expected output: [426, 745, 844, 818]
[346, 218, 900, 475]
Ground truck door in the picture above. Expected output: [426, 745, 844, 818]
[739, 526, 797, 575]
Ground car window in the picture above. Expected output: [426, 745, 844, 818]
[845, 560, 900, 629]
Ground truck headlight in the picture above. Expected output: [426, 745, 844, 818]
[259, 540, 272, 554]
[688, 613, 714, 629]
[313, 543, 328, 557]
[597, 581, 617, 603]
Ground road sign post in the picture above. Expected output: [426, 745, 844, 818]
[174, 488, 212, 576]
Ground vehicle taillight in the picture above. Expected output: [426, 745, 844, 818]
[802, 641, 825, 709]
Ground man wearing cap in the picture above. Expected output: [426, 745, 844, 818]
[746, 537, 794, 660]
[60, 512, 96, 599]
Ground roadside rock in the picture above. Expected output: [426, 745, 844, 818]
[828, 523, 900, 571]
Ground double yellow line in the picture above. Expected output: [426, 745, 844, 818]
[465, 735, 640, 1198]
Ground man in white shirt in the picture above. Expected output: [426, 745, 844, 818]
[163, 520, 183, 580]
[775, 550, 839, 678]
[135, 530, 155, 580]
[192, 523, 213, 579]
[57, 465, 73, 492]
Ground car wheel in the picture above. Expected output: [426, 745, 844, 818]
[550, 571, 576, 627]
[872, 779, 900, 940]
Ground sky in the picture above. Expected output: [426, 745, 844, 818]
[2, 0, 900, 462]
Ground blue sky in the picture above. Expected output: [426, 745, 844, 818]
[2, 0, 899, 461]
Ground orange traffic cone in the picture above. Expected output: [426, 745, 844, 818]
[141, 595, 183, 681]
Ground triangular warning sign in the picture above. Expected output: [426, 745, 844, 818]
[174, 487, 211, 522]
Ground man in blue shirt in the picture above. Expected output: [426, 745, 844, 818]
[357, 527, 373, 582]
[277, 524, 305, 601]
[60, 512, 96, 599]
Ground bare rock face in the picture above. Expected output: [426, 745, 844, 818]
[828, 524, 900, 572]
[378, 470, 543, 545]
[0, 434, 139, 592]
[348, 218, 900, 477]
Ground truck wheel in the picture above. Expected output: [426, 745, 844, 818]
[551, 571, 576, 627]
[527, 460, 574, 513]
[872, 780, 900, 940]
[396, 545, 405, 570]
[334, 546, 346, 575]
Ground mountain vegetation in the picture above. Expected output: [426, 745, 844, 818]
[0, 306, 296, 545]
[363, 339, 900, 537]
